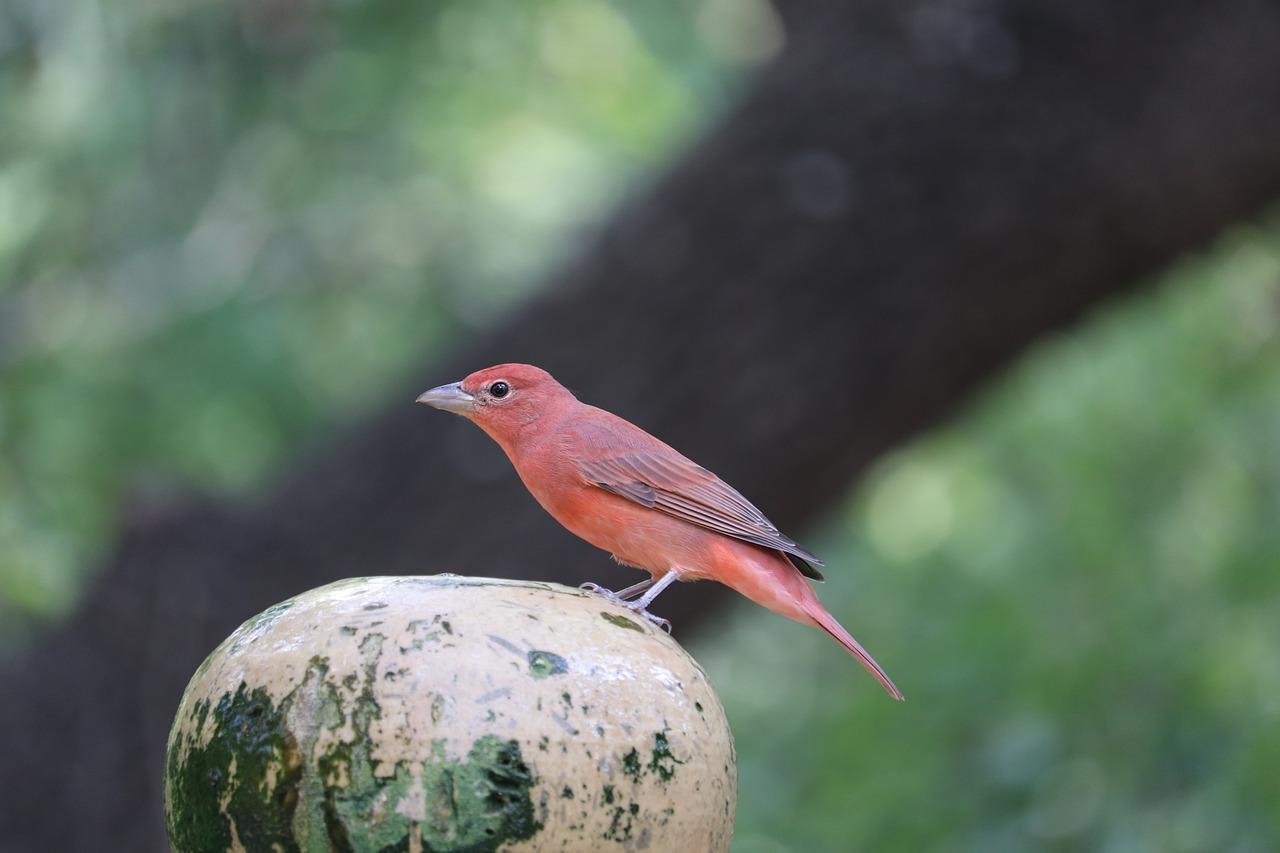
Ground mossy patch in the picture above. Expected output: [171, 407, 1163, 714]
[613, 731, 682, 787]
[648, 730, 683, 783]
[600, 612, 643, 632]
[604, 801, 641, 842]
[526, 650, 568, 679]
[418, 736, 543, 851]
[165, 683, 302, 852]
[168, 652, 543, 853]
[622, 748, 643, 780]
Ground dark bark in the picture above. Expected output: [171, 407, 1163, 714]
[6, 0, 1280, 849]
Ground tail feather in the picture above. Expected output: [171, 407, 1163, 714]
[807, 604, 904, 701]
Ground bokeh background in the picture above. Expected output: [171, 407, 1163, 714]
[3, 1, 1280, 851]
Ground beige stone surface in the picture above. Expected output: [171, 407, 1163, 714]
[165, 575, 736, 852]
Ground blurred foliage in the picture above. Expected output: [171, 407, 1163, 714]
[700, 228, 1280, 851]
[0, 0, 780, 636]
[4, 1, 1280, 851]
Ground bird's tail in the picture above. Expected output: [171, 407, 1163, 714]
[804, 602, 904, 701]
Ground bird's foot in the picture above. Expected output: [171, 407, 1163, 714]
[578, 582, 628, 606]
[624, 603, 672, 633]
[581, 576, 672, 630]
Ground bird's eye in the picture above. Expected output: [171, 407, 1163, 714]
[489, 381, 510, 399]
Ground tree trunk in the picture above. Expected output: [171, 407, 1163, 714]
[5, 1, 1280, 848]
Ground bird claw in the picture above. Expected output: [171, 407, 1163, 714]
[580, 582, 671, 632]
[578, 582, 627, 606]
[625, 605, 672, 633]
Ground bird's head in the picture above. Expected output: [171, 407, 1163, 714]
[416, 363, 575, 448]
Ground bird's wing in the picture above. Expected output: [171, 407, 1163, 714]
[576, 451, 825, 580]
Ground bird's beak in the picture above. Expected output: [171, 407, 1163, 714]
[415, 381, 475, 414]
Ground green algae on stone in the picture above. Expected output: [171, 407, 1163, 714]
[526, 650, 569, 679]
[431, 693, 446, 724]
[600, 612, 644, 632]
[309, 723, 541, 852]
[319, 752, 415, 852]
[165, 683, 302, 853]
[170, 672, 542, 852]
[418, 736, 543, 851]
[622, 748, 643, 780]
[648, 730, 683, 783]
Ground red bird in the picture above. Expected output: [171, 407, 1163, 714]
[417, 363, 902, 699]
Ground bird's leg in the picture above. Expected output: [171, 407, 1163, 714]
[613, 578, 659, 601]
[622, 571, 681, 633]
[579, 577, 655, 604]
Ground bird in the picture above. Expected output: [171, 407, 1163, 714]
[416, 363, 902, 699]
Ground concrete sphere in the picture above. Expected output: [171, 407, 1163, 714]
[164, 575, 736, 852]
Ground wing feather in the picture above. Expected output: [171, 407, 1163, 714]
[577, 451, 825, 580]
